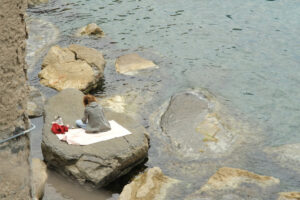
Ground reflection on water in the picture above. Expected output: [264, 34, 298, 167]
[27, 0, 300, 199]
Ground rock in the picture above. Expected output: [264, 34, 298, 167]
[27, 86, 45, 118]
[76, 23, 104, 37]
[28, 0, 48, 7]
[39, 61, 96, 92]
[99, 91, 150, 119]
[186, 167, 280, 200]
[101, 95, 126, 113]
[119, 167, 178, 200]
[41, 89, 149, 188]
[39, 45, 106, 92]
[41, 45, 75, 69]
[115, 53, 157, 75]
[264, 143, 300, 174]
[68, 44, 106, 75]
[31, 158, 48, 200]
[278, 192, 300, 200]
[157, 90, 237, 160]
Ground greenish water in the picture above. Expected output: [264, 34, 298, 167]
[27, 0, 300, 199]
[28, 0, 300, 145]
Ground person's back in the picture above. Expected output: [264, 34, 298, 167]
[76, 94, 111, 133]
[84, 102, 111, 133]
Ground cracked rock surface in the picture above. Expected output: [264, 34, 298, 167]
[41, 89, 149, 188]
[39, 45, 106, 93]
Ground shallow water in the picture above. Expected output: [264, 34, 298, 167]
[27, 0, 300, 199]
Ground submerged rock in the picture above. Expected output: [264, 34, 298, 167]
[186, 167, 280, 200]
[31, 158, 48, 200]
[99, 90, 153, 120]
[101, 95, 126, 113]
[39, 45, 106, 92]
[264, 143, 300, 175]
[41, 89, 149, 188]
[27, 86, 45, 118]
[75, 23, 104, 37]
[115, 53, 157, 75]
[119, 167, 178, 200]
[158, 90, 237, 160]
[278, 192, 300, 200]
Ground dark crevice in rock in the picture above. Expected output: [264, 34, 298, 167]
[104, 158, 148, 193]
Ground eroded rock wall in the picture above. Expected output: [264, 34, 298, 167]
[0, 0, 30, 199]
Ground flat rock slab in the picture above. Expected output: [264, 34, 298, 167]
[159, 91, 236, 160]
[186, 167, 280, 200]
[115, 53, 157, 75]
[41, 89, 149, 188]
[39, 45, 106, 93]
[119, 167, 179, 200]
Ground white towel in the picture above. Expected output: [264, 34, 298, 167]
[56, 120, 132, 145]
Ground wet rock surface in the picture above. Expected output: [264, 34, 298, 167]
[41, 89, 149, 188]
[39, 45, 106, 92]
[264, 143, 300, 175]
[119, 167, 178, 200]
[158, 90, 237, 160]
[27, 86, 45, 118]
[75, 23, 104, 37]
[185, 167, 280, 200]
[115, 53, 157, 75]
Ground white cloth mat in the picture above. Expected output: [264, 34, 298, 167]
[56, 120, 132, 145]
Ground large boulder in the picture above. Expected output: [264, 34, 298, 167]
[39, 45, 106, 92]
[75, 23, 104, 37]
[27, 86, 45, 118]
[186, 167, 280, 200]
[115, 53, 157, 75]
[41, 89, 149, 188]
[31, 158, 48, 200]
[264, 143, 300, 175]
[119, 167, 178, 200]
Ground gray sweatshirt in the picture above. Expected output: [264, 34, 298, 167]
[82, 102, 111, 133]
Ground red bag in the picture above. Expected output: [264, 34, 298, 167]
[51, 123, 69, 134]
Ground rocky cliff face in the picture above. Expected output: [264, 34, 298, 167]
[0, 0, 30, 199]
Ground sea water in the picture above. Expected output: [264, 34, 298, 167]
[27, 0, 300, 199]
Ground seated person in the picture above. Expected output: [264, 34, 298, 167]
[76, 94, 111, 133]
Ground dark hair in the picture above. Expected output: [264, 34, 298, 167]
[83, 94, 96, 106]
